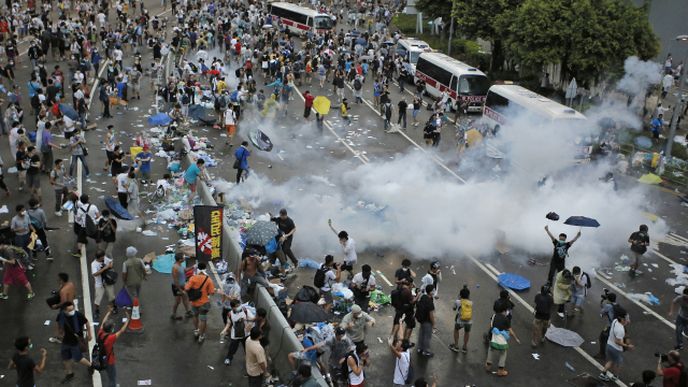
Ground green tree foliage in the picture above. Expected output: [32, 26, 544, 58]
[451, 0, 523, 71]
[414, 0, 453, 20]
[504, 0, 659, 85]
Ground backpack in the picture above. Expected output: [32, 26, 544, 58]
[100, 219, 114, 238]
[340, 352, 358, 382]
[28, 213, 43, 230]
[102, 269, 118, 285]
[390, 286, 404, 309]
[181, 94, 190, 105]
[187, 275, 208, 301]
[314, 266, 328, 288]
[82, 205, 98, 237]
[91, 333, 110, 371]
[232, 311, 246, 338]
[354, 78, 362, 90]
[459, 299, 473, 321]
[582, 272, 592, 289]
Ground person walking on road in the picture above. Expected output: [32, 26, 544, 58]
[184, 158, 206, 201]
[669, 288, 688, 350]
[553, 269, 573, 318]
[346, 343, 369, 387]
[303, 90, 314, 119]
[10, 204, 34, 257]
[56, 302, 93, 384]
[9, 336, 47, 387]
[222, 298, 254, 365]
[397, 98, 408, 130]
[390, 278, 418, 342]
[341, 304, 376, 347]
[98, 307, 130, 387]
[50, 159, 67, 216]
[170, 253, 193, 320]
[185, 262, 216, 343]
[92, 250, 116, 320]
[450, 285, 473, 353]
[115, 169, 131, 209]
[234, 141, 251, 184]
[599, 310, 633, 382]
[28, 198, 51, 259]
[68, 128, 89, 177]
[532, 285, 553, 348]
[351, 264, 376, 313]
[0, 245, 35, 300]
[97, 210, 117, 258]
[122, 246, 147, 300]
[485, 304, 521, 377]
[544, 225, 581, 285]
[628, 224, 649, 276]
[416, 284, 436, 357]
[390, 337, 412, 387]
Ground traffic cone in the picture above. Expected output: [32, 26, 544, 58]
[128, 297, 144, 333]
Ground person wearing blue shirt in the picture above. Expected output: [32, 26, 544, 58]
[135, 145, 153, 183]
[651, 114, 663, 141]
[184, 159, 205, 200]
[234, 141, 251, 184]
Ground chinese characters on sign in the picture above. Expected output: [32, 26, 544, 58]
[193, 205, 224, 262]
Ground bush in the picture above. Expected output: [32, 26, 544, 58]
[670, 142, 688, 160]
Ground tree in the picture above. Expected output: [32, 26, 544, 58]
[451, 0, 523, 71]
[504, 0, 659, 86]
[415, 0, 453, 20]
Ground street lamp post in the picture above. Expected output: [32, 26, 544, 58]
[659, 35, 688, 174]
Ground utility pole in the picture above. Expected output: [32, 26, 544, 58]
[447, 17, 454, 56]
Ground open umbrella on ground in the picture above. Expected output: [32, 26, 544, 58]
[564, 216, 600, 228]
[188, 104, 216, 125]
[290, 301, 330, 324]
[313, 96, 330, 115]
[249, 129, 274, 151]
[148, 112, 172, 126]
[545, 326, 584, 347]
[497, 273, 530, 291]
[244, 220, 279, 246]
[59, 103, 78, 120]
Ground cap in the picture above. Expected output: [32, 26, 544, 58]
[351, 304, 362, 314]
[431, 261, 440, 269]
[126, 246, 138, 257]
[335, 326, 346, 335]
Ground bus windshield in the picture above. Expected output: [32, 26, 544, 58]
[409, 51, 422, 64]
[314, 16, 333, 29]
[458, 75, 490, 96]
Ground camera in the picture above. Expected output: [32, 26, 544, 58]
[655, 352, 669, 362]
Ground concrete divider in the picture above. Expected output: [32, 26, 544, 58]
[179, 139, 327, 385]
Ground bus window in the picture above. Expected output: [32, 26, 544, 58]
[459, 75, 490, 96]
[450, 76, 458, 92]
[314, 16, 333, 29]
[409, 50, 422, 64]
[485, 91, 509, 112]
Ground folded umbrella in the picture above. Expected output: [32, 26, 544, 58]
[290, 301, 330, 324]
[563, 216, 600, 228]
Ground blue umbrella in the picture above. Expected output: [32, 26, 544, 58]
[634, 136, 652, 149]
[188, 104, 216, 125]
[59, 103, 78, 120]
[148, 112, 172, 126]
[564, 216, 600, 228]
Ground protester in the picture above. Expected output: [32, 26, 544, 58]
[421, 261, 442, 298]
[553, 269, 573, 318]
[270, 208, 298, 268]
[27, 198, 51, 259]
[184, 158, 206, 200]
[222, 298, 254, 365]
[544, 225, 581, 284]
[97, 210, 117, 258]
[328, 219, 357, 275]
[122, 246, 147, 300]
[600, 310, 633, 382]
[170, 253, 193, 320]
[416, 284, 436, 357]
[0, 245, 35, 300]
[56, 302, 93, 384]
[9, 336, 47, 387]
[450, 285, 473, 353]
[234, 141, 251, 184]
[669, 287, 688, 350]
[655, 350, 684, 387]
[351, 264, 376, 312]
[49, 159, 67, 216]
[92, 250, 116, 320]
[98, 308, 131, 387]
[532, 285, 554, 348]
[485, 304, 521, 377]
[185, 262, 216, 343]
[246, 327, 268, 387]
[390, 337, 413, 387]
[628, 224, 650, 276]
[341, 304, 376, 347]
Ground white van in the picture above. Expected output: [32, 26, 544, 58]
[396, 38, 431, 78]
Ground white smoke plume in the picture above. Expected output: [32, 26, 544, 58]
[616, 56, 662, 107]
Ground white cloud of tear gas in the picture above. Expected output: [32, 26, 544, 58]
[616, 56, 662, 108]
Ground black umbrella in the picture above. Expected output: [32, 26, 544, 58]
[290, 301, 330, 324]
[244, 220, 279, 246]
[188, 104, 216, 125]
[546, 212, 560, 221]
[564, 216, 600, 228]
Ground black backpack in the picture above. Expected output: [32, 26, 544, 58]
[314, 266, 328, 288]
[187, 275, 208, 301]
[354, 78, 362, 90]
[582, 272, 592, 289]
[82, 205, 98, 237]
[91, 333, 110, 371]
[340, 351, 357, 381]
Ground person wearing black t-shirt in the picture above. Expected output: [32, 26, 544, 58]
[56, 302, 93, 383]
[394, 259, 416, 285]
[270, 208, 298, 267]
[416, 284, 436, 357]
[26, 146, 41, 198]
[545, 225, 581, 284]
[532, 285, 554, 347]
[9, 336, 47, 387]
[628, 224, 650, 276]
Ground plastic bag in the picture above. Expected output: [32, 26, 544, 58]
[369, 289, 391, 305]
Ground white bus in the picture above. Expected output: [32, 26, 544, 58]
[415, 52, 490, 113]
[482, 84, 586, 131]
[396, 38, 431, 78]
[268, 2, 334, 35]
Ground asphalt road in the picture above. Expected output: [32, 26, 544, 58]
[1, 2, 688, 387]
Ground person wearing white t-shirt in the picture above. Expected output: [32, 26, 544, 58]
[73, 194, 100, 256]
[599, 312, 633, 382]
[328, 219, 357, 275]
[116, 171, 131, 209]
[389, 337, 412, 387]
[91, 250, 115, 319]
[318, 255, 341, 313]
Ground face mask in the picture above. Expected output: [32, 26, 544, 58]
[66, 310, 76, 317]
[29, 343, 33, 350]
[558, 240, 566, 245]
[20, 211, 26, 216]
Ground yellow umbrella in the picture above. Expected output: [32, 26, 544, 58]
[313, 96, 331, 115]
[465, 128, 483, 147]
[638, 173, 662, 185]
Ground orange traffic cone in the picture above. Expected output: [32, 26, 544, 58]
[128, 297, 144, 333]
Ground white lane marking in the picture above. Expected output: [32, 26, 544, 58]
[651, 248, 681, 266]
[467, 255, 627, 386]
[594, 269, 675, 330]
[375, 270, 393, 287]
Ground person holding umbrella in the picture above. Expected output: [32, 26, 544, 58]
[544, 225, 581, 285]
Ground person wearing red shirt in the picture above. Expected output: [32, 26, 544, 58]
[98, 308, 130, 387]
[303, 90, 315, 119]
[656, 350, 685, 387]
